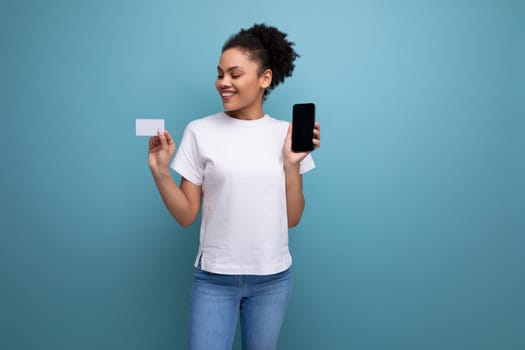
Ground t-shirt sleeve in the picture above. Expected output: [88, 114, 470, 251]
[299, 153, 315, 175]
[170, 123, 203, 185]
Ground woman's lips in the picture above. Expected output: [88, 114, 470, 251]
[221, 91, 237, 101]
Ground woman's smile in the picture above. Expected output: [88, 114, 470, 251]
[220, 90, 237, 101]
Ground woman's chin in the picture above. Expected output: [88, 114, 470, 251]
[222, 104, 238, 113]
[222, 101, 234, 108]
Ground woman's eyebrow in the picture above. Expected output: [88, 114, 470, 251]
[217, 65, 243, 72]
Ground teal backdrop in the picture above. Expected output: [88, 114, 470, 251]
[2, 0, 524, 349]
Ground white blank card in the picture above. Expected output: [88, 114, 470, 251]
[136, 119, 164, 136]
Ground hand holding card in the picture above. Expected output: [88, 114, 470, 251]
[147, 127, 175, 174]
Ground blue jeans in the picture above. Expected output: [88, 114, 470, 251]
[188, 267, 293, 350]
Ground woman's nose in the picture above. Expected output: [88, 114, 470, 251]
[219, 76, 231, 88]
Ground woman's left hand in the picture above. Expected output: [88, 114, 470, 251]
[282, 122, 321, 168]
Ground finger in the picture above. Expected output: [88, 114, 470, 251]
[164, 130, 175, 147]
[157, 129, 167, 147]
[284, 122, 292, 144]
[313, 125, 321, 145]
[149, 136, 159, 149]
[164, 129, 172, 141]
[313, 122, 321, 149]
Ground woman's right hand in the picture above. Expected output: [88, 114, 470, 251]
[148, 129, 176, 175]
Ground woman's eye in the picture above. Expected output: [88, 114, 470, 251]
[231, 74, 241, 79]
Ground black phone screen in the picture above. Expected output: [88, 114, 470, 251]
[292, 103, 316, 152]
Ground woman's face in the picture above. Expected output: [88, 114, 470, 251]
[216, 48, 271, 117]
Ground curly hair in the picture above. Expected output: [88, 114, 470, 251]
[222, 23, 299, 100]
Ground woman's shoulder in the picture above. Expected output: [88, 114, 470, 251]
[185, 113, 289, 133]
[185, 112, 224, 130]
[265, 115, 290, 134]
[265, 114, 289, 126]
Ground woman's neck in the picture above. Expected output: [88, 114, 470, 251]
[225, 104, 265, 121]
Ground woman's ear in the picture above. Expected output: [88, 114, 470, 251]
[260, 69, 272, 89]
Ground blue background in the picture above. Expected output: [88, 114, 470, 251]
[2, 0, 524, 349]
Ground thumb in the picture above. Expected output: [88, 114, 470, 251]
[157, 129, 167, 147]
[285, 122, 293, 144]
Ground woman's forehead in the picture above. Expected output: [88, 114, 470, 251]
[218, 48, 258, 69]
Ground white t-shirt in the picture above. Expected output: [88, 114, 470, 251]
[171, 112, 315, 275]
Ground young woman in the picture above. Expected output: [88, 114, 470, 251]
[148, 23, 321, 350]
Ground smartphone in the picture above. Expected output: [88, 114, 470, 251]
[292, 103, 316, 152]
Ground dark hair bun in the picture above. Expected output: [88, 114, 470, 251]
[222, 23, 299, 99]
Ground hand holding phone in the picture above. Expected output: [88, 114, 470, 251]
[292, 103, 316, 152]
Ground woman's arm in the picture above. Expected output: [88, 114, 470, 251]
[149, 130, 202, 227]
[284, 163, 305, 227]
[282, 122, 321, 227]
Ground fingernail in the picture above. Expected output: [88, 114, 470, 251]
[157, 129, 162, 136]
